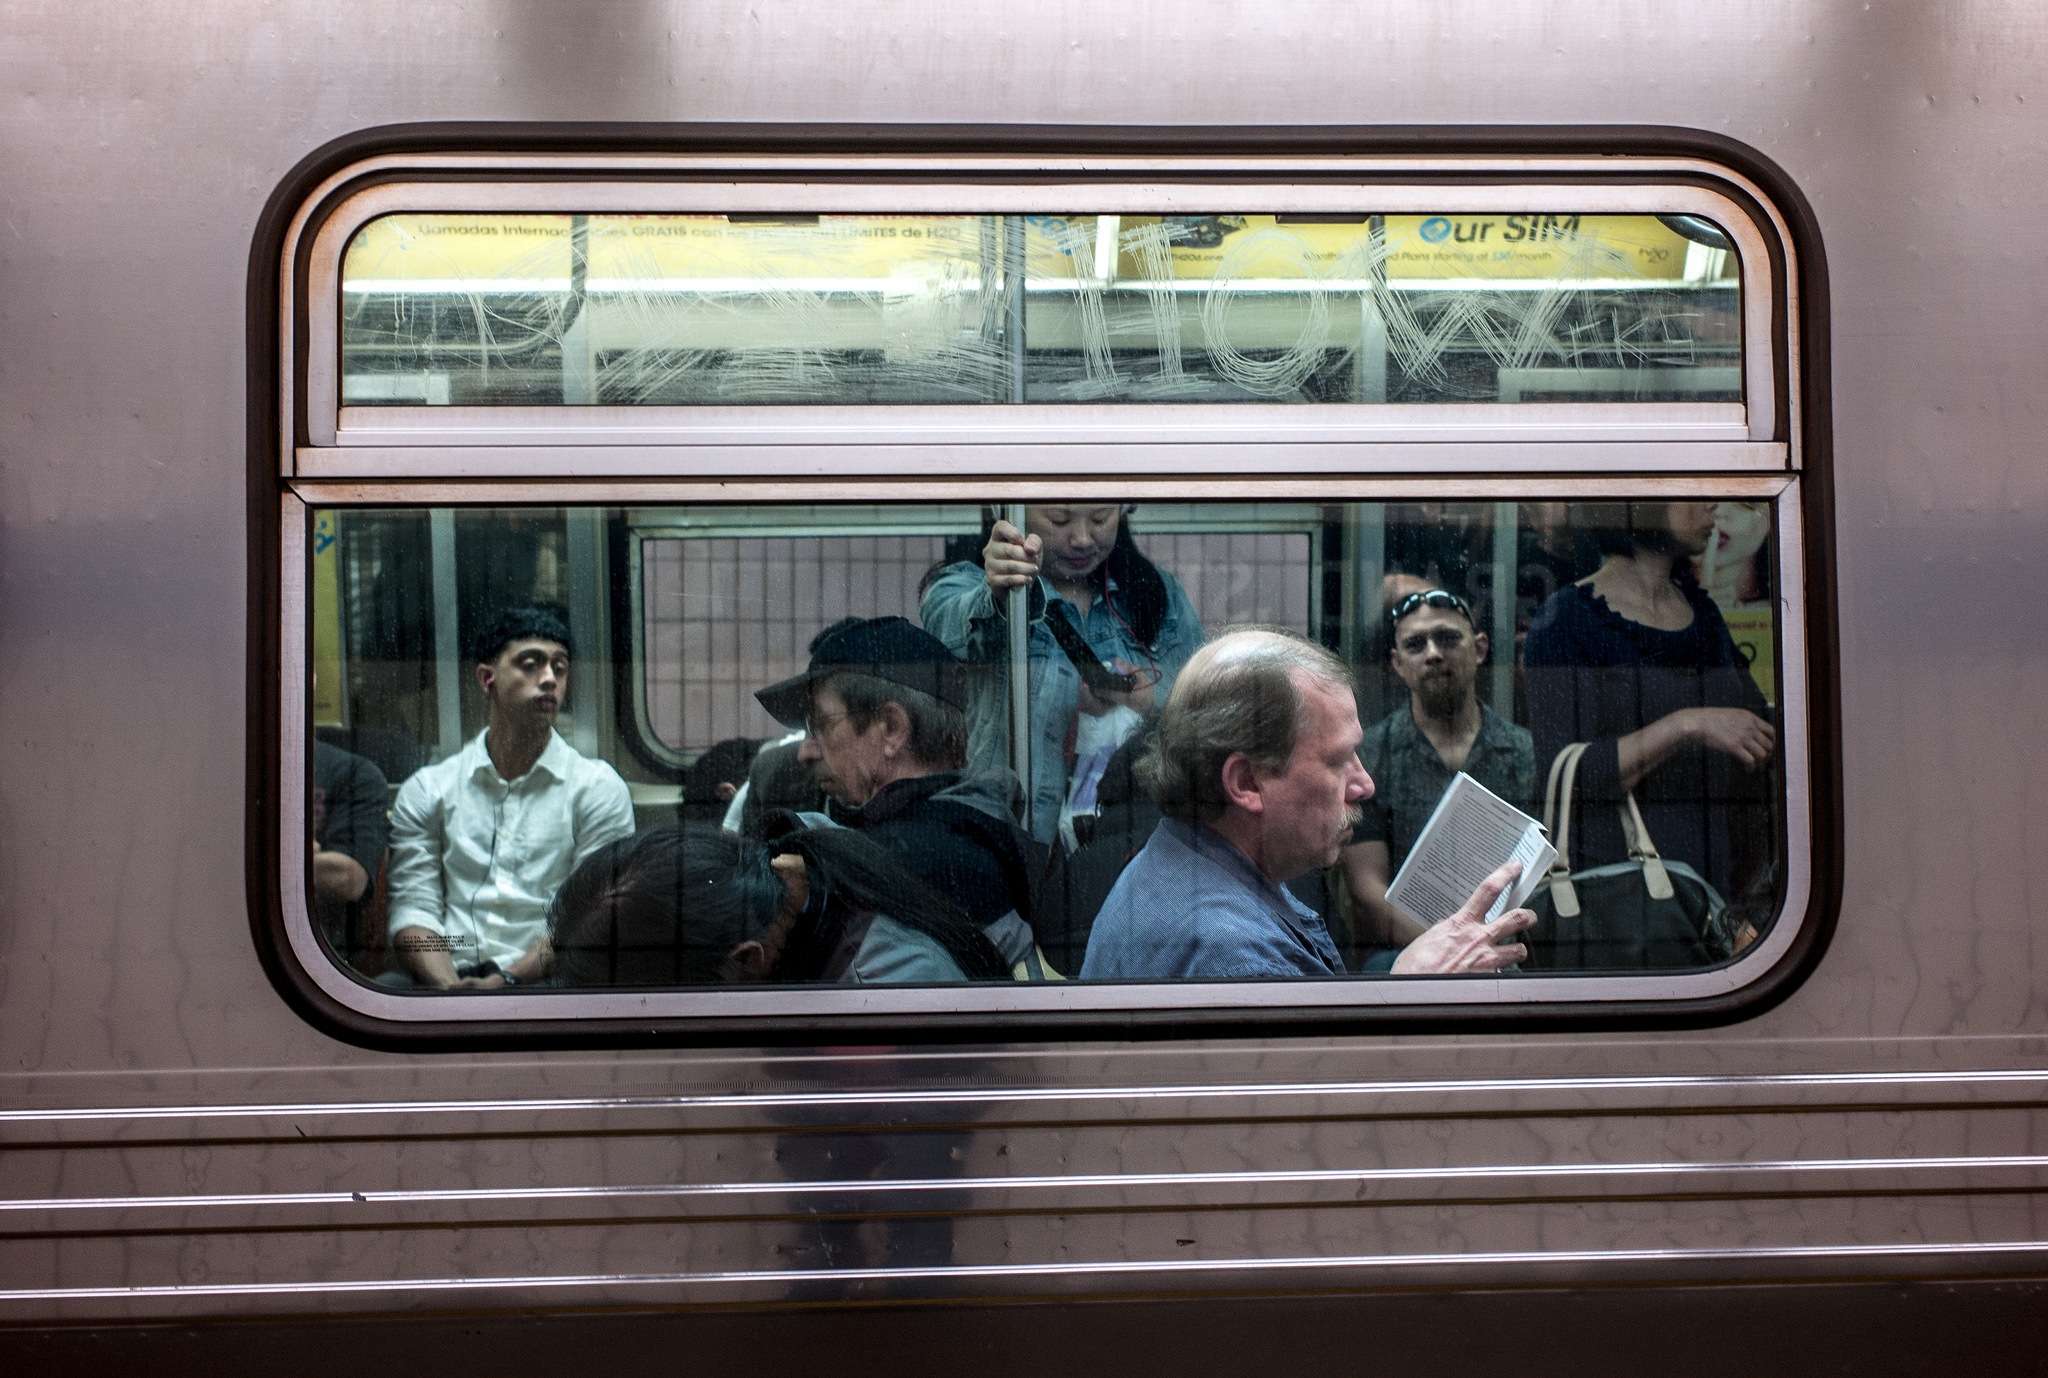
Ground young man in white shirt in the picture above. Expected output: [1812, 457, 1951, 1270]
[382, 608, 635, 991]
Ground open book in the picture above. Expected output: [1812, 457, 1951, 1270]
[1383, 772, 1556, 928]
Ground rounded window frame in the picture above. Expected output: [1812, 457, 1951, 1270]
[249, 125, 1838, 1046]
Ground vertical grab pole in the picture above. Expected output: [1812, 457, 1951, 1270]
[1001, 219, 1033, 788]
[1003, 215, 1027, 405]
[1491, 501, 1518, 715]
[559, 214, 594, 405]
[429, 508, 463, 762]
[1356, 214, 1389, 404]
[1005, 503, 1032, 788]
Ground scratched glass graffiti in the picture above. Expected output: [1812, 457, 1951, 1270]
[338, 212, 1742, 407]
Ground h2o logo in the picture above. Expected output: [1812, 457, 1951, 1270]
[1419, 216, 1454, 243]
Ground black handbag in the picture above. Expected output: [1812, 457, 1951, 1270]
[1522, 742, 1741, 972]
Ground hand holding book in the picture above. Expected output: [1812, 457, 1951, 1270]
[1379, 772, 1552, 974]
[1389, 858, 1540, 975]
[1384, 772, 1555, 929]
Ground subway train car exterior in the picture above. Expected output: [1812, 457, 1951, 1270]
[7, 2, 2048, 1369]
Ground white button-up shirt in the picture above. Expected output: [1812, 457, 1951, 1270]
[386, 729, 635, 969]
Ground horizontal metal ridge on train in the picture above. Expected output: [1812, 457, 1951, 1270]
[10, 1152, 2048, 1224]
[11, 1238, 2048, 1316]
[8, 1066, 2048, 1136]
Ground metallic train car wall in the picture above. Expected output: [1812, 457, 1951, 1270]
[4, 1, 2048, 1366]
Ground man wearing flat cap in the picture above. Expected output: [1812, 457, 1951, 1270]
[755, 615, 1043, 974]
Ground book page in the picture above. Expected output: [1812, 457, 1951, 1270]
[1384, 773, 1558, 928]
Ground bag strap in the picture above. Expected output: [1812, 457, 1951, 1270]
[1541, 742, 1589, 918]
[1541, 741, 1574, 837]
[1617, 791, 1676, 901]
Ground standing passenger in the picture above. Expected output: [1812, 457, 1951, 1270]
[921, 505, 1205, 847]
[382, 608, 635, 990]
[1523, 502, 1776, 914]
[1339, 589, 1535, 959]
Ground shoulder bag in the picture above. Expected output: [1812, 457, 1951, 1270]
[1522, 741, 1744, 971]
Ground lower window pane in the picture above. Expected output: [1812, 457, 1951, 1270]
[305, 497, 1788, 994]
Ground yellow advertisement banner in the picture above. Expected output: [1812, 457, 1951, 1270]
[343, 212, 1702, 288]
[1144, 214, 1693, 282]
[342, 215, 983, 284]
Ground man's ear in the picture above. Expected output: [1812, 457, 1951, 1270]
[474, 661, 494, 694]
[722, 940, 773, 983]
[877, 700, 914, 757]
[1473, 630, 1490, 666]
[1219, 752, 1265, 814]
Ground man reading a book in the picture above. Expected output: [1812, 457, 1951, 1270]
[1340, 589, 1537, 953]
[1079, 627, 1534, 980]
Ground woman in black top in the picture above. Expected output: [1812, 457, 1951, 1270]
[1523, 502, 1777, 912]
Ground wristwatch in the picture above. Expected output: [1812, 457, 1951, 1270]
[499, 970, 520, 987]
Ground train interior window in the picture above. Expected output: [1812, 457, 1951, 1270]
[337, 212, 1742, 408]
[304, 497, 1789, 997]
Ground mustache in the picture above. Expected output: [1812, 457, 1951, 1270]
[1342, 802, 1365, 831]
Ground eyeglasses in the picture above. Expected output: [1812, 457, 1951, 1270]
[803, 709, 850, 738]
[1388, 589, 1474, 626]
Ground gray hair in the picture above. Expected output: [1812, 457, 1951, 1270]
[1139, 627, 1356, 823]
[823, 671, 970, 771]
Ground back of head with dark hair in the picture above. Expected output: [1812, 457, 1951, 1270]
[680, 737, 763, 823]
[1140, 627, 1356, 824]
[551, 822, 1009, 986]
[472, 606, 574, 666]
[550, 827, 778, 987]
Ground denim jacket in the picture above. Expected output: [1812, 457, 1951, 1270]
[920, 559, 1206, 845]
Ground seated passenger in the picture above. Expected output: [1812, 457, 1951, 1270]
[1081, 628, 1536, 980]
[727, 729, 819, 834]
[753, 615, 1041, 969]
[382, 608, 635, 990]
[722, 623, 870, 833]
[1339, 590, 1535, 960]
[681, 735, 762, 826]
[551, 824, 1009, 986]
[921, 505, 1206, 847]
[312, 734, 389, 963]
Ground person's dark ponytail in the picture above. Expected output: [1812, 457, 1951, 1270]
[757, 815, 1012, 981]
[1101, 513, 1170, 649]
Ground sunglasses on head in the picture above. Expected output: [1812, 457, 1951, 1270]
[1388, 589, 1474, 625]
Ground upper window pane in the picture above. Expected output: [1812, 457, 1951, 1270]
[338, 212, 1742, 407]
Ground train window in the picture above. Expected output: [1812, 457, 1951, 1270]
[335, 212, 1741, 410]
[271, 146, 1818, 1030]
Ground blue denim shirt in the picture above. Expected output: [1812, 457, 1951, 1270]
[921, 560, 1205, 845]
[1080, 818, 1345, 980]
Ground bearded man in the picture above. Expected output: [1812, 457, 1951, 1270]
[1339, 590, 1536, 952]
